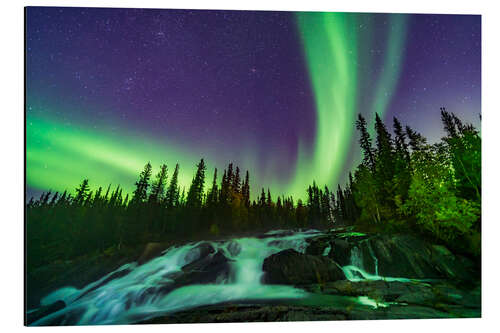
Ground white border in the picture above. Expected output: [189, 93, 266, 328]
[2, 1, 499, 332]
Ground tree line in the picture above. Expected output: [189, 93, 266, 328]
[335, 107, 481, 255]
[26, 107, 481, 269]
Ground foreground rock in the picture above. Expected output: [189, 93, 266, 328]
[140, 302, 471, 324]
[262, 249, 346, 285]
[26, 300, 65, 325]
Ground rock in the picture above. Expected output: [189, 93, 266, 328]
[182, 250, 231, 283]
[184, 242, 215, 264]
[262, 249, 346, 285]
[351, 305, 453, 320]
[304, 280, 434, 303]
[328, 238, 351, 266]
[226, 241, 241, 256]
[137, 242, 168, 265]
[396, 290, 436, 305]
[431, 245, 477, 282]
[365, 236, 435, 278]
[159, 250, 232, 295]
[141, 304, 348, 324]
[305, 236, 331, 256]
[332, 234, 480, 281]
[26, 300, 65, 325]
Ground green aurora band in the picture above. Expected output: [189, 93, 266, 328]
[27, 113, 204, 196]
[290, 13, 408, 195]
[26, 13, 408, 201]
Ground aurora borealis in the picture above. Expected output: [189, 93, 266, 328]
[26, 8, 481, 200]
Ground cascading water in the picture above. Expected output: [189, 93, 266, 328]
[366, 241, 379, 276]
[341, 240, 414, 283]
[31, 230, 322, 326]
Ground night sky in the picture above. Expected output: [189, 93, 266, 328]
[26, 7, 481, 200]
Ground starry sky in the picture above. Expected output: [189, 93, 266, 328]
[25, 7, 481, 200]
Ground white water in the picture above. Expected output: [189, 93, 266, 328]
[32, 230, 322, 325]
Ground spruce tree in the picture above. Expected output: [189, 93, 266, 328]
[356, 114, 375, 171]
[150, 164, 168, 204]
[186, 158, 207, 208]
[131, 162, 152, 204]
[74, 179, 90, 206]
[241, 170, 250, 207]
[207, 168, 218, 206]
[165, 163, 180, 209]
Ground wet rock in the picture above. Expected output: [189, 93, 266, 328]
[184, 242, 215, 265]
[226, 241, 241, 256]
[317, 232, 479, 281]
[350, 305, 453, 320]
[159, 250, 232, 295]
[328, 238, 351, 266]
[141, 304, 348, 324]
[26, 300, 65, 325]
[262, 249, 346, 285]
[305, 236, 331, 256]
[303, 280, 434, 302]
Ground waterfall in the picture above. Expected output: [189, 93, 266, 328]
[350, 245, 363, 268]
[341, 240, 415, 283]
[31, 230, 321, 326]
[366, 241, 379, 276]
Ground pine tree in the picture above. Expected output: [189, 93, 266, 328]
[241, 170, 250, 207]
[233, 167, 241, 194]
[356, 114, 375, 171]
[131, 162, 152, 204]
[74, 179, 90, 206]
[374, 113, 396, 206]
[406, 126, 427, 152]
[266, 189, 272, 207]
[186, 158, 206, 208]
[393, 117, 410, 163]
[441, 107, 458, 138]
[259, 188, 266, 206]
[207, 168, 218, 206]
[165, 163, 180, 209]
[150, 164, 168, 204]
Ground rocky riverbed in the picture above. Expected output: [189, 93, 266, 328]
[26, 228, 481, 325]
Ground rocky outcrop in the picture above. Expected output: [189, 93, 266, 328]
[262, 249, 346, 285]
[306, 232, 478, 282]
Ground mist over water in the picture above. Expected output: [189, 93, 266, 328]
[31, 230, 410, 325]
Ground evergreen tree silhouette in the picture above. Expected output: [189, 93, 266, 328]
[131, 162, 152, 205]
[150, 164, 168, 204]
[356, 114, 375, 171]
[165, 163, 180, 209]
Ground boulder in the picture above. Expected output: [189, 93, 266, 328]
[262, 249, 346, 285]
[159, 250, 232, 295]
[184, 242, 215, 264]
[328, 238, 351, 266]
